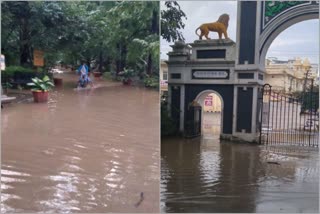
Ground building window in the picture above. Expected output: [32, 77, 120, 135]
[163, 72, 168, 80]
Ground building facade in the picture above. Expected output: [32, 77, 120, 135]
[265, 57, 318, 93]
[160, 60, 168, 96]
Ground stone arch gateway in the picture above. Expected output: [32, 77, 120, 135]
[195, 90, 224, 136]
[166, 1, 319, 142]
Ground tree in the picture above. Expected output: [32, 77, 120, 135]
[161, 1, 187, 42]
[1, 1, 69, 66]
[1, 1, 159, 84]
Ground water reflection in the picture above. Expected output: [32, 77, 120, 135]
[161, 136, 319, 213]
[1, 73, 159, 213]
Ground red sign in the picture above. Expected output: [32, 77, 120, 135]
[205, 95, 213, 106]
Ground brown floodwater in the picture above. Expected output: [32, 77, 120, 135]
[1, 73, 160, 213]
[161, 113, 319, 213]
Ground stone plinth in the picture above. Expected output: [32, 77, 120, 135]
[189, 39, 236, 62]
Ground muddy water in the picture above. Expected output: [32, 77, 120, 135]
[202, 112, 221, 138]
[1, 74, 160, 213]
[161, 117, 319, 213]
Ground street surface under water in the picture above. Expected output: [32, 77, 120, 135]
[161, 112, 319, 213]
[1, 73, 159, 213]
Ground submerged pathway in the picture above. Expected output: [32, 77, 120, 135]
[1, 73, 160, 213]
[161, 135, 319, 213]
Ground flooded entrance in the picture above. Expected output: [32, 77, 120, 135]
[1, 73, 159, 213]
[161, 137, 319, 213]
[197, 92, 222, 138]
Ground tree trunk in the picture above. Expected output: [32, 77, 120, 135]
[20, 17, 31, 66]
[116, 43, 121, 74]
[120, 45, 127, 71]
[146, 9, 158, 75]
[104, 56, 111, 73]
[86, 59, 91, 71]
[99, 51, 103, 73]
[147, 54, 152, 75]
[151, 9, 159, 34]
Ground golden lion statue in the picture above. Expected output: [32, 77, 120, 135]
[195, 14, 229, 40]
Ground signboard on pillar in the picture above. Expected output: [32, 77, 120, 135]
[33, 50, 44, 67]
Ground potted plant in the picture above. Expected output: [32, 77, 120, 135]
[27, 75, 54, 103]
[93, 71, 103, 78]
[53, 77, 63, 87]
[118, 68, 135, 85]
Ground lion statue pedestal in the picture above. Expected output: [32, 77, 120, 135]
[189, 38, 236, 61]
[193, 38, 234, 45]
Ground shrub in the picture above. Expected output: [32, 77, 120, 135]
[144, 75, 159, 88]
[102, 72, 112, 80]
[1, 66, 34, 81]
[161, 102, 178, 136]
[1, 66, 51, 89]
[118, 68, 136, 82]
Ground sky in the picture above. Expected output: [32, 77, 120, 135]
[160, 1, 319, 64]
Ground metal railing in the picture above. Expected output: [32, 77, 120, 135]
[259, 84, 319, 147]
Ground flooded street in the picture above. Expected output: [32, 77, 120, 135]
[161, 112, 319, 213]
[1, 74, 159, 213]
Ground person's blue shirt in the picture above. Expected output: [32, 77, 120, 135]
[77, 64, 89, 75]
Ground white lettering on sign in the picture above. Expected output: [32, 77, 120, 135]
[193, 70, 228, 79]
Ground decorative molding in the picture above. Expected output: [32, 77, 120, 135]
[261, 1, 313, 31]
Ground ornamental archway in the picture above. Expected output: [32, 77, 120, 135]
[233, 1, 319, 142]
[259, 1, 319, 69]
[236, 1, 319, 67]
[166, 1, 319, 143]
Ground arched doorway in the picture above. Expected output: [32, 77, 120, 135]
[195, 90, 223, 139]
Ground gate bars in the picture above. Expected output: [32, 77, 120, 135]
[259, 84, 319, 147]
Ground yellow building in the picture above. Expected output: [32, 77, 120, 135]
[265, 57, 318, 93]
[160, 60, 168, 95]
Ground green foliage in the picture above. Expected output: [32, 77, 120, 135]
[144, 75, 159, 88]
[292, 85, 319, 112]
[301, 92, 319, 112]
[1, 1, 159, 78]
[118, 68, 136, 81]
[161, 1, 187, 42]
[1, 66, 34, 80]
[2, 82, 13, 89]
[27, 75, 54, 91]
[102, 72, 112, 80]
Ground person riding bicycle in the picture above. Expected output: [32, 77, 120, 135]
[76, 61, 93, 88]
